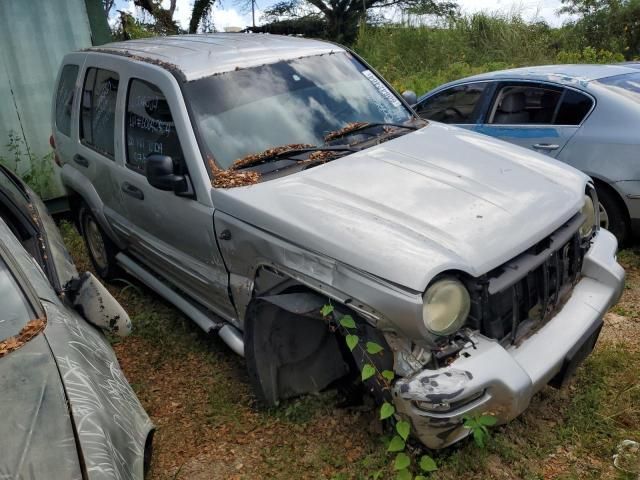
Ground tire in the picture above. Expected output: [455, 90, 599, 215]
[597, 186, 629, 246]
[78, 203, 121, 280]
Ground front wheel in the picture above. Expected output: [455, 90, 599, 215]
[597, 187, 629, 246]
[78, 204, 121, 280]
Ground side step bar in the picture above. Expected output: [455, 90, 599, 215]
[116, 253, 245, 356]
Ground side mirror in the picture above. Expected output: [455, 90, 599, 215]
[69, 272, 132, 337]
[402, 90, 418, 106]
[145, 154, 189, 194]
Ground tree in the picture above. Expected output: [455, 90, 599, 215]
[131, 0, 217, 34]
[559, 0, 640, 57]
[260, 0, 459, 43]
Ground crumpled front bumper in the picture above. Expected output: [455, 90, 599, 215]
[392, 229, 625, 449]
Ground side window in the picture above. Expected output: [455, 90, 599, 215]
[489, 83, 562, 125]
[80, 67, 119, 158]
[125, 79, 185, 173]
[555, 89, 593, 125]
[416, 83, 488, 124]
[54, 64, 79, 137]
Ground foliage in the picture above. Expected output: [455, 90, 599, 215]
[259, 0, 458, 44]
[353, 12, 629, 95]
[114, 0, 215, 38]
[560, 0, 640, 58]
[556, 46, 625, 63]
[0, 132, 54, 198]
[462, 414, 497, 448]
[322, 304, 439, 479]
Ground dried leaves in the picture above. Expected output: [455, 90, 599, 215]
[230, 144, 314, 171]
[209, 158, 261, 189]
[324, 122, 369, 142]
[210, 144, 319, 189]
[0, 317, 46, 358]
[306, 150, 341, 164]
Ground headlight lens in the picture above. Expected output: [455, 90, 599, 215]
[580, 194, 596, 238]
[422, 278, 470, 336]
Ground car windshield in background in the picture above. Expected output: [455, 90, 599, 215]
[597, 72, 640, 103]
[0, 255, 33, 343]
[184, 52, 413, 169]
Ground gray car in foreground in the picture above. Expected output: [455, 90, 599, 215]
[0, 165, 153, 478]
[53, 34, 623, 449]
[414, 64, 640, 244]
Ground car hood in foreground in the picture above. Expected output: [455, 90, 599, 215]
[1, 334, 83, 480]
[214, 122, 587, 291]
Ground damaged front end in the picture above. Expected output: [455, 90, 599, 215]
[389, 217, 623, 449]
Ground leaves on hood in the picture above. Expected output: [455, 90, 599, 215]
[0, 317, 46, 358]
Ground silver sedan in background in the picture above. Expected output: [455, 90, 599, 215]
[414, 64, 640, 244]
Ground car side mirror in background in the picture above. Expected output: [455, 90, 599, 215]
[145, 154, 191, 195]
[68, 272, 132, 337]
[402, 90, 418, 107]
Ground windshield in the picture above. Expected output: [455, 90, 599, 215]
[184, 52, 414, 169]
[597, 72, 640, 103]
[0, 255, 34, 343]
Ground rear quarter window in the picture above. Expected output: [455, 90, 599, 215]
[55, 64, 79, 137]
[555, 89, 593, 125]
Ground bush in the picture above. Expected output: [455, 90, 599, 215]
[354, 12, 628, 95]
[0, 132, 54, 198]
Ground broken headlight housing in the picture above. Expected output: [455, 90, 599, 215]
[422, 278, 470, 336]
[579, 191, 597, 239]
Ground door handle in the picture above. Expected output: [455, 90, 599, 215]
[121, 182, 144, 200]
[532, 143, 560, 151]
[73, 155, 89, 167]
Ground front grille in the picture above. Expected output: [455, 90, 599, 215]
[466, 213, 590, 343]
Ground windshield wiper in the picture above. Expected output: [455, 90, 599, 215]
[324, 122, 419, 143]
[230, 144, 357, 170]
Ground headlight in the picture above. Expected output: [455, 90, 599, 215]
[580, 194, 596, 238]
[422, 278, 470, 336]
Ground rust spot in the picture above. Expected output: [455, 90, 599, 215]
[0, 317, 47, 358]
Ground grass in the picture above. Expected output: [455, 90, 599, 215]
[59, 222, 640, 479]
[353, 14, 626, 95]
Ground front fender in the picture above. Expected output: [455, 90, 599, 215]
[43, 300, 154, 480]
[213, 211, 425, 340]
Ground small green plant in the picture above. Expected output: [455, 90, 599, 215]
[322, 303, 438, 479]
[462, 413, 497, 448]
[0, 132, 54, 198]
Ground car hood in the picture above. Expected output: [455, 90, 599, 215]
[213, 123, 587, 291]
[0, 334, 83, 480]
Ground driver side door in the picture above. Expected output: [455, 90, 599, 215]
[111, 65, 237, 322]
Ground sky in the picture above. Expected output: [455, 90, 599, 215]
[112, 0, 570, 32]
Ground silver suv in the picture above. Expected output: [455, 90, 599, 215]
[52, 34, 624, 449]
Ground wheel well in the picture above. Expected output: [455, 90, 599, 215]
[244, 275, 392, 407]
[592, 178, 630, 224]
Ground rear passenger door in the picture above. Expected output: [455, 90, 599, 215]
[110, 65, 237, 322]
[474, 81, 594, 158]
[75, 59, 130, 237]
